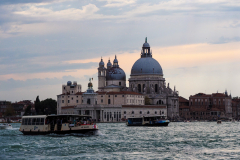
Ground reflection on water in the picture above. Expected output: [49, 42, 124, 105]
[1, 122, 240, 159]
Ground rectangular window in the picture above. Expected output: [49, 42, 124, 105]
[114, 112, 116, 118]
[115, 95, 117, 97]
[40, 118, 44, 125]
[101, 99, 103, 103]
[76, 100, 78, 103]
[28, 118, 31, 125]
[36, 118, 40, 125]
[122, 95, 124, 97]
[104, 112, 106, 119]
[32, 118, 36, 125]
[62, 100, 64, 103]
[119, 112, 121, 118]
[108, 99, 111, 104]
[68, 100, 70, 103]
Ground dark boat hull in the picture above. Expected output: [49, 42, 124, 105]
[127, 122, 170, 127]
[21, 129, 98, 135]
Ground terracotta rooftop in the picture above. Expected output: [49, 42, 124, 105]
[190, 93, 211, 98]
[97, 91, 143, 95]
[122, 105, 166, 108]
[62, 106, 75, 109]
[179, 96, 189, 103]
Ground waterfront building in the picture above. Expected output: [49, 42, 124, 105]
[57, 38, 174, 121]
[0, 100, 11, 118]
[232, 98, 240, 120]
[179, 96, 190, 120]
[186, 92, 232, 120]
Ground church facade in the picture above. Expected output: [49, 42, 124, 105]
[57, 38, 178, 121]
[128, 38, 179, 119]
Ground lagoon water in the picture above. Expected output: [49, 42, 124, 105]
[1, 122, 240, 160]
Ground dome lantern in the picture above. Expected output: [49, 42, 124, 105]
[130, 38, 163, 76]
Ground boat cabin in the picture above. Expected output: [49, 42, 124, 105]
[20, 114, 98, 135]
[127, 116, 169, 126]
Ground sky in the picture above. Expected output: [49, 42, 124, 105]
[0, 0, 240, 102]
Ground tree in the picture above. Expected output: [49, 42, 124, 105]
[145, 96, 151, 105]
[40, 98, 57, 115]
[24, 105, 32, 116]
[4, 105, 15, 117]
[35, 96, 42, 115]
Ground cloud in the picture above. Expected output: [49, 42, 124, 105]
[98, 0, 136, 7]
[0, 60, 97, 75]
[14, 3, 100, 21]
[212, 36, 240, 44]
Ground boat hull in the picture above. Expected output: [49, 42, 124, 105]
[21, 129, 98, 135]
[127, 122, 169, 127]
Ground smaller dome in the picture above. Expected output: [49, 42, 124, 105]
[143, 42, 150, 48]
[99, 58, 104, 66]
[107, 59, 112, 67]
[113, 55, 118, 63]
[106, 67, 126, 81]
[67, 81, 72, 86]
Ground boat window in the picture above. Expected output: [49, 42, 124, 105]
[36, 118, 40, 125]
[40, 118, 44, 125]
[32, 118, 36, 125]
[24, 118, 28, 125]
[28, 118, 32, 125]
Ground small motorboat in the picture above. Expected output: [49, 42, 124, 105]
[0, 123, 12, 129]
[217, 120, 222, 124]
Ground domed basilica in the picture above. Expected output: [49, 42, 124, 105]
[98, 38, 179, 119]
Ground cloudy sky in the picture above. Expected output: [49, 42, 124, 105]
[0, 0, 240, 102]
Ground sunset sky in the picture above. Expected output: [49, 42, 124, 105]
[0, 0, 240, 102]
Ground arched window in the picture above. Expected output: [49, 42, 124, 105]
[147, 111, 150, 114]
[138, 84, 141, 92]
[157, 100, 164, 105]
[87, 99, 90, 104]
[155, 111, 157, 114]
[139, 111, 142, 114]
[132, 111, 134, 114]
[143, 84, 145, 92]
[119, 82, 121, 86]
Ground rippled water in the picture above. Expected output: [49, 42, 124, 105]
[1, 122, 240, 159]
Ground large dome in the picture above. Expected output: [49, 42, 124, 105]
[106, 67, 126, 81]
[131, 57, 163, 76]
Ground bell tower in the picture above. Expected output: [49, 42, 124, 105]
[98, 57, 106, 91]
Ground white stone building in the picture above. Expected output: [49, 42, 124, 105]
[57, 37, 178, 121]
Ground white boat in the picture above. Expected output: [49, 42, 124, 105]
[0, 123, 12, 129]
[19, 114, 98, 135]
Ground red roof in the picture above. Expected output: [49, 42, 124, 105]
[59, 92, 83, 96]
[62, 106, 75, 109]
[179, 96, 189, 103]
[122, 105, 166, 108]
[97, 91, 143, 95]
[190, 93, 211, 98]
